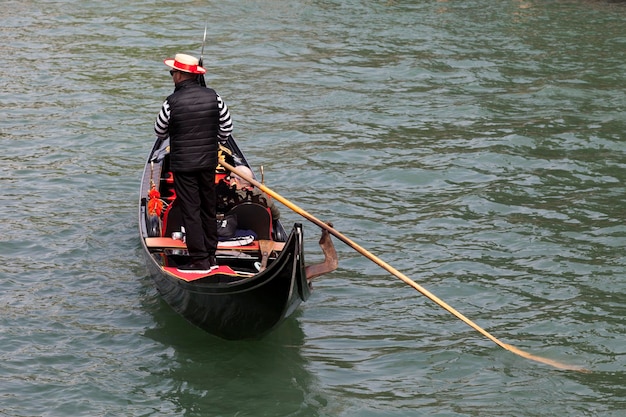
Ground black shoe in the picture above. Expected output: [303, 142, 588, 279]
[177, 259, 218, 274]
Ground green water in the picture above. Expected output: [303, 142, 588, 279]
[1, 1, 625, 416]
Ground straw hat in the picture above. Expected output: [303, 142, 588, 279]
[163, 53, 206, 74]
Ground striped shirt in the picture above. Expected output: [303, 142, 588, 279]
[154, 93, 233, 143]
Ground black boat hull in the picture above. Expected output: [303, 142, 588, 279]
[141, 225, 310, 340]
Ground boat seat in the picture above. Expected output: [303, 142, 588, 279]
[163, 200, 272, 241]
[226, 202, 272, 240]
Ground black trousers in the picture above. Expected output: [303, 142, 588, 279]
[173, 170, 217, 261]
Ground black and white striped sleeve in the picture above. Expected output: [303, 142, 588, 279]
[216, 94, 233, 143]
[154, 100, 170, 140]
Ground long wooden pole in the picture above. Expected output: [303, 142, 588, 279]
[219, 159, 585, 372]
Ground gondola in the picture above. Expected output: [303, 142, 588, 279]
[138, 135, 336, 340]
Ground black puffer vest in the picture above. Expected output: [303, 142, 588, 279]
[166, 79, 220, 173]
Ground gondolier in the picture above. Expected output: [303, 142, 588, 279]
[154, 53, 233, 272]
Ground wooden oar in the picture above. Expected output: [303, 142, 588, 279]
[218, 159, 586, 372]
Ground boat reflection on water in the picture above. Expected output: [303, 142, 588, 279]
[142, 302, 322, 416]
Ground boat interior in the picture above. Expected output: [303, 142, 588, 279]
[143, 146, 287, 281]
